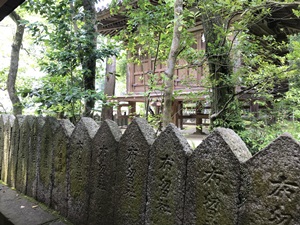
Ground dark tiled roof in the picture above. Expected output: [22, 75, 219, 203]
[249, 2, 300, 42]
[97, 1, 300, 39]
[96, 0, 159, 36]
[0, 0, 25, 21]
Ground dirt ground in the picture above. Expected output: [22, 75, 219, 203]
[180, 125, 209, 149]
[120, 124, 209, 150]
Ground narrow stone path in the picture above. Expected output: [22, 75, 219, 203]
[0, 184, 71, 225]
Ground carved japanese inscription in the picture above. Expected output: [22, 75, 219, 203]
[125, 146, 138, 198]
[88, 120, 121, 225]
[146, 123, 190, 225]
[203, 165, 224, 224]
[115, 118, 155, 225]
[68, 118, 98, 224]
[96, 145, 109, 192]
[157, 154, 174, 214]
[239, 135, 300, 224]
[267, 175, 299, 225]
[184, 128, 251, 225]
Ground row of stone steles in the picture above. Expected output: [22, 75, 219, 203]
[0, 114, 299, 225]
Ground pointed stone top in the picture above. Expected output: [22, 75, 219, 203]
[251, 132, 300, 160]
[125, 117, 156, 146]
[76, 117, 100, 139]
[16, 115, 26, 127]
[8, 115, 15, 126]
[0, 114, 10, 125]
[59, 119, 75, 137]
[203, 127, 252, 163]
[44, 116, 60, 133]
[101, 119, 122, 142]
[24, 115, 36, 128]
[36, 116, 45, 128]
[161, 123, 192, 155]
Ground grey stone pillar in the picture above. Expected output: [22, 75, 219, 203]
[16, 116, 35, 194]
[68, 117, 99, 224]
[88, 119, 122, 225]
[51, 119, 74, 218]
[114, 118, 156, 225]
[36, 117, 60, 206]
[27, 116, 44, 199]
[0, 115, 9, 179]
[7, 115, 24, 188]
[146, 123, 192, 225]
[184, 128, 251, 224]
[239, 134, 300, 224]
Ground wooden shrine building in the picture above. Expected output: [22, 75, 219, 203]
[96, 1, 300, 131]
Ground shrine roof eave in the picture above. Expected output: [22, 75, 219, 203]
[107, 89, 207, 103]
[97, 1, 300, 39]
[0, 0, 25, 21]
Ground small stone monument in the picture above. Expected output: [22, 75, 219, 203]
[239, 134, 300, 224]
[88, 119, 122, 225]
[114, 118, 155, 225]
[37, 117, 60, 205]
[16, 116, 35, 194]
[51, 119, 74, 217]
[27, 116, 44, 198]
[68, 117, 99, 224]
[7, 115, 24, 188]
[0, 115, 8, 178]
[146, 123, 192, 225]
[184, 128, 251, 224]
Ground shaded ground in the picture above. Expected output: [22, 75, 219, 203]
[180, 125, 209, 149]
[0, 184, 71, 225]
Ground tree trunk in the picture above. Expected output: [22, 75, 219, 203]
[7, 11, 24, 115]
[162, 0, 183, 128]
[201, 10, 235, 126]
[82, 0, 97, 117]
[101, 56, 116, 121]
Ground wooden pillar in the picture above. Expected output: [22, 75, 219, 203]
[172, 100, 179, 127]
[195, 102, 204, 134]
[117, 105, 122, 117]
[179, 101, 183, 129]
[250, 100, 259, 118]
[128, 101, 136, 123]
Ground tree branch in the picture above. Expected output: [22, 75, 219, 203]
[210, 81, 262, 120]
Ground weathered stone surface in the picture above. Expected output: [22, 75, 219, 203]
[37, 117, 60, 206]
[115, 118, 155, 225]
[68, 117, 99, 225]
[7, 116, 24, 188]
[239, 134, 300, 224]
[184, 128, 251, 225]
[146, 123, 192, 225]
[0, 184, 69, 225]
[0, 115, 8, 178]
[88, 119, 122, 225]
[0, 114, 12, 182]
[27, 116, 44, 199]
[16, 116, 35, 194]
[51, 119, 74, 218]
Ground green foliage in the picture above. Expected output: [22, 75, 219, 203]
[236, 32, 300, 153]
[20, 0, 118, 120]
[212, 100, 245, 131]
[21, 75, 105, 120]
[238, 119, 300, 154]
[0, 68, 8, 90]
[111, 0, 200, 124]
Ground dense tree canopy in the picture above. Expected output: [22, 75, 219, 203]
[2, 0, 300, 152]
[109, 0, 300, 151]
[18, 0, 118, 121]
